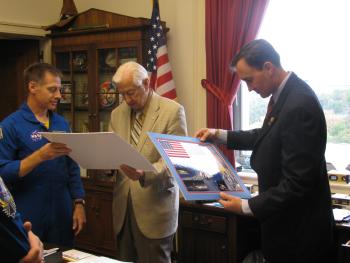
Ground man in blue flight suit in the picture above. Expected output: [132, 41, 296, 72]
[0, 63, 86, 246]
[1, 176, 44, 263]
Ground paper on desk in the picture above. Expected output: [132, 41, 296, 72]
[75, 255, 133, 263]
[40, 132, 155, 171]
[62, 249, 94, 261]
[333, 208, 350, 222]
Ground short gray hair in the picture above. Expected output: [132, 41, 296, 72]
[112, 61, 148, 87]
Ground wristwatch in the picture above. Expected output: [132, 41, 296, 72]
[74, 199, 85, 206]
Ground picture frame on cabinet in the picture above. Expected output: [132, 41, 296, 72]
[60, 81, 72, 104]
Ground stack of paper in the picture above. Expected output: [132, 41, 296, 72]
[62, 249, 132, 263]
[75, 255, 132, 263]
[62, 249, 94, 261]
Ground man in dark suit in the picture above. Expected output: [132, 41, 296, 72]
[196, 39, 334, 263]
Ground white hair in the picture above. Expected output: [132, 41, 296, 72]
[112, 61, 148, 87]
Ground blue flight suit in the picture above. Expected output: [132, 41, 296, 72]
[0, 176, 30, 263]
[0, 103, 85, 246]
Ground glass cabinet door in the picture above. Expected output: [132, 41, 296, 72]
[97, 47, 138, 131]
[55, 52, 73, 127]
[72, 51, 89, 132]
[55, 46, 139, 133]
[55, 50, 89, 133]
[97, 48, 117, 132]
[117, 47, 138, 65]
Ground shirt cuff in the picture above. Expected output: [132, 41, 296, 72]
[216, 129, 228, 144]
[241, 199, 254, 215]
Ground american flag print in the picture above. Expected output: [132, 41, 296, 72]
[159, 140, 190, 158]
[146, 0, 177, 100]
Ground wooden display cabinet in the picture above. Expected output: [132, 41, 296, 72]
[47, 8, 168, 256]
[75, 178, 116, 257]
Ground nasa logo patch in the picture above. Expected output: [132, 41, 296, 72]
[30, 130, 42, 142]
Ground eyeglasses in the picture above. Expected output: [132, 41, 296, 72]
[118, 86, 141, 98]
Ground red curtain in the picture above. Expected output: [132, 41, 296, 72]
[204, 0, 269, 163]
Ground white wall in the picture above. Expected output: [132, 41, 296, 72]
[0, 0, 207, 134]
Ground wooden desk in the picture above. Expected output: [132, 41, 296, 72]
[45, 251, 64, 263]
[178, 200, 260, 263]
[336, 222, 350, 263]
[178, 200, 350, 263]
[44, 244, 67, 263]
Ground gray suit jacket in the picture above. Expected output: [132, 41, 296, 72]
[109, 92, 187, 239]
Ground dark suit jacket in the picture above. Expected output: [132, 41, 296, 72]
[228, 73, 334, 263]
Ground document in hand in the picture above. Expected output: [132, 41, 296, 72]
[148, 132, 251, 200]
[40, 132, 155, 171]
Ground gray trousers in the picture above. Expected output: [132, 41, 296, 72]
[116, 196, 174, 263]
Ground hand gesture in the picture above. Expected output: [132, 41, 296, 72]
[194, 128, 217, 142]
[120, 164, 145, 181]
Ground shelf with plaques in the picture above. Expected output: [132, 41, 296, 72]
[57, 103, 71, 111]
[98, 67, 117, 74]
[58, 104, 89, 112]
[73, 70, 88, 74]
[73, 106, 89, 111]
[59, 69, 71, 73]
[59, 69, 88, 73]
[98, 106, 117, 112]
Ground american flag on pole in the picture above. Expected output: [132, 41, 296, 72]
[146, 0, 177, 100]
[159, 140, 190, 158]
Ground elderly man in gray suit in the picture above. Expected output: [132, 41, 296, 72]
[109, 61, 187, 263]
